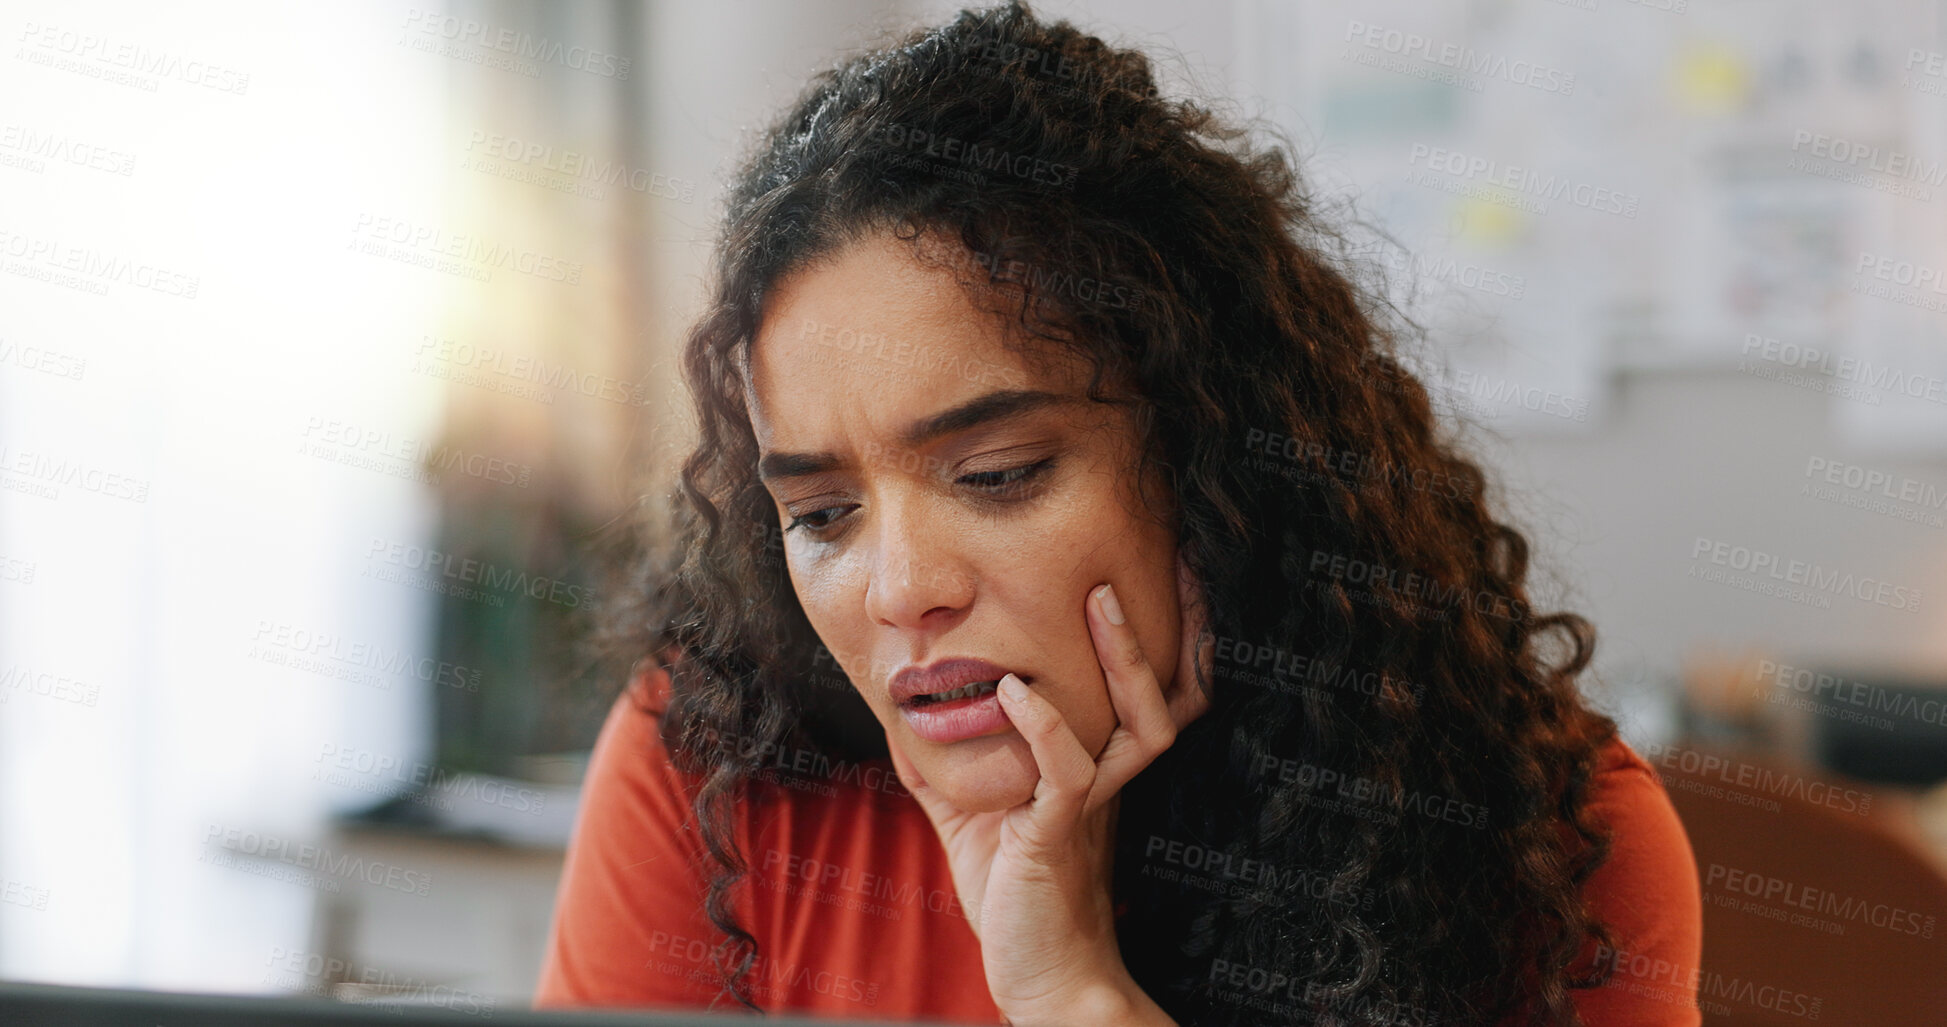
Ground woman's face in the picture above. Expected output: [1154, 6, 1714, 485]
[745, 230, 1184, 813]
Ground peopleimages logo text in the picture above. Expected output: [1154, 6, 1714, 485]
[364, 538, 593, 609]
[866, 123, 1079, 189]
[1689, 536, 1923, 613]
[1345, 20, 1576, 95]
[400, 8, 631, 79]
[1406, 144, 1639, 218]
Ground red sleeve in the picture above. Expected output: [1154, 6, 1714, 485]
[533, 665, 741, 1011]
[1567, 738, 1705, 1027]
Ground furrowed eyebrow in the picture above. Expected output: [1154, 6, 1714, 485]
[756, 388, 1065, 484]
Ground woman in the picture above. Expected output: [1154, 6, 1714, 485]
[536, 2, 1702, 1024]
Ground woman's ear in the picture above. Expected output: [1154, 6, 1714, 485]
[1171, 551, 1215, 721]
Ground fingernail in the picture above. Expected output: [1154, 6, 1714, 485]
[1097, 584, 1125, 625]
[998, 672, 1029, 704]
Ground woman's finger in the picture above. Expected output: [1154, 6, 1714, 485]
[995, 672, 1095, 838]
[1085, 582, 1178, 807]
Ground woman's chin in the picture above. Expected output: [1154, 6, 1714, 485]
[927, 741, 1040, 812]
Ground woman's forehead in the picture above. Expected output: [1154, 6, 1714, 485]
[746, 241, 1056, 419]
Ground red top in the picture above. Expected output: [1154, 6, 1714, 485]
[534, 666, 1703, 1025]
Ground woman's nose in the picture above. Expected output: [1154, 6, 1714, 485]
[860, 497, 975, 629]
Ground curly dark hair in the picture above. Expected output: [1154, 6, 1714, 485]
[597, 2, 1623, 1023]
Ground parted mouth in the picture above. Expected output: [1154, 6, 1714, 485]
[889, 657, 1030, 707]
[907, 679, 1001, 707]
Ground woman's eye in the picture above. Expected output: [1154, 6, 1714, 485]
[785, 505, 852, 536]
[784, 458, 1055, 539]
[958, 457, 1055, 496]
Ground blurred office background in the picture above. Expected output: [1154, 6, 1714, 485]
[3, 0, 1946, 1021]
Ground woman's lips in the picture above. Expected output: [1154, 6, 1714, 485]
[899, 683, 1013, 743]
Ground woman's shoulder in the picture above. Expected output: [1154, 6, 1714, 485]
[539, 658, 903, 1008]
[1592, 732, 1662, 784]
[594, 660, 704, 800]
[1563, 734, 1705, 1025]
[533, 663, 722, 1008]
[1580, 733, 1702, 910]
[1582, 734, 1700, 889]
[617, 659, 903, 790]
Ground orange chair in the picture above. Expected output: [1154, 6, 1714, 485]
[1657, 743, 1947, 1025]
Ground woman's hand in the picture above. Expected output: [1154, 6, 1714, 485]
[886, 554, 1214, 1025]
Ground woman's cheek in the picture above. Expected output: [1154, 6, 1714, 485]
[1045, 664, 1118, 758]
[791, 555, 856, 632]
